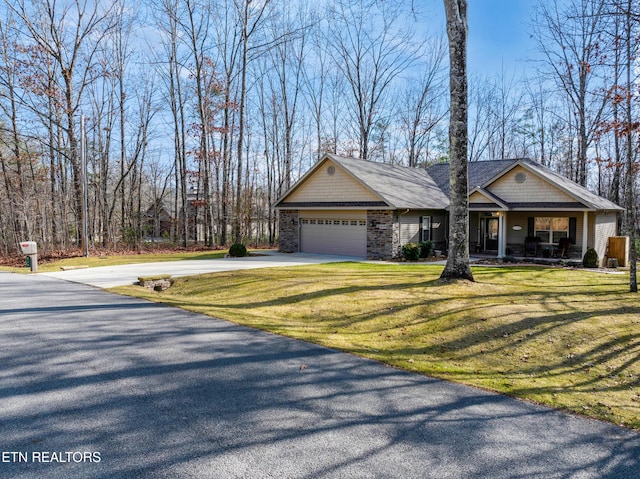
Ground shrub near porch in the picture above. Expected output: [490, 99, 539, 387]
[115, 263, 640, 430]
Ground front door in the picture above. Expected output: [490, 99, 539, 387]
[485, 217, 499, 251]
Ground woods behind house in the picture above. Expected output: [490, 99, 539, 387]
[0, 0, 638, 255]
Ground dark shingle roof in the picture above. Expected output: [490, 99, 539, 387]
[277, 155, 623, 213]
[428, 158, 623, 212]
[327, 154, 450, 210]
[427, 159, 519, 196]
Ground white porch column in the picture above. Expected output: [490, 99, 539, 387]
[582, 211, 589, 257]
[497, 212, 505, 258]
[502, 211, 508, 257]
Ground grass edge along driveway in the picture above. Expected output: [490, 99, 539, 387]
[0, 250, 232, 273]
[113, 262, 640, 431]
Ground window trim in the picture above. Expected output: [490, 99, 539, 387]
[534, 216, 569, 244]
[421, 216, 432, 242]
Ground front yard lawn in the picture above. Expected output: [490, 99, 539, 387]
[113, 262, 640, 430]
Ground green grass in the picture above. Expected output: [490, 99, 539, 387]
[113, 262, 640, 430]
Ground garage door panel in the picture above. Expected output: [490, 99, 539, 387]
[300, 217, 366, 257]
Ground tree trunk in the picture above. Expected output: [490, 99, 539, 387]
[440, 0, 474, 282]
[622, 0, 637, 293]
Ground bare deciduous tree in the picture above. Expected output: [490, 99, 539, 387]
[399, 37, 447, 167]
[609, 0, 638, 292]
[233, 0, 272, 244]
[8, 0, 116, 249]
[532, 0, 609, 186]
[327, 0, 421, 161]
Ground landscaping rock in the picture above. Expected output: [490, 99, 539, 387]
[138, 275, 173, 291]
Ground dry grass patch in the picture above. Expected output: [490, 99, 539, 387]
[113, 262, 640, 430]
[0, 249, 243, 273]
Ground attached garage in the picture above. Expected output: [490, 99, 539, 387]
[299, 211, 366, 257]
[276, 154, 449, 259]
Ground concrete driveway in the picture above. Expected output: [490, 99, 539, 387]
[1, 271, 639, 478]
[38, 251, 362, 288]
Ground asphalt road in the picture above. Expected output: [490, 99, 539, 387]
[1, 271, 639, 478]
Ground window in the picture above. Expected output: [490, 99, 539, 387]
[421, 216, 432, 242]
[535, 217, 569, 243]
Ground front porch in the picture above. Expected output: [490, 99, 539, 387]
[470, 210, 590, 260]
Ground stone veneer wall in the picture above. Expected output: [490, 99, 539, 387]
[367, 210, 399, 259]
[278, 210, 299, 253]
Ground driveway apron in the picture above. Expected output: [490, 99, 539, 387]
[1, 271, 638, 478]
[37, 252, 363, 288]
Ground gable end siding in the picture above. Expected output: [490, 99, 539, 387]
[595, 214, 618, 266]
[287, 160, 381, 203]
[488, 166, 576, 204]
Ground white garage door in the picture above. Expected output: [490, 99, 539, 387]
[300, 215, 367, 257]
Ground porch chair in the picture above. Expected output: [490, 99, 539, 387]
[557, 237, 572, 258]
[524, 237, 539, 257]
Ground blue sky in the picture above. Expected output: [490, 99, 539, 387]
[425, 0, 541, 79]
[467, 0, 539, 78]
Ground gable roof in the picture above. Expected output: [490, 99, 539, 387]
[469, 187, 509, 210]
[277, 155, 623, 213]
[516, 159, 624, 211]
[428, 159, 516, 197]
[276, 153, 449, 210]
[428, 158, 624, 212]
[329, 154, 450, 209]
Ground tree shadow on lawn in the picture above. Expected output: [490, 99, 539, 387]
[373, 298, 640, 428]
[161, 266, 640, 428]
[169, 266, 635, 339]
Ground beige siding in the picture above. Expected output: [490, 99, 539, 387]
[469, 190, 495, 204]
[505, 212, 531, 245]
[288, 160, 381, 203]
[488, 166, 575, 203]
[595, 213, 618, 266]
[400, 214, 421, 245]
[587, 212, 596, 250]
[397, 211, 446, 246]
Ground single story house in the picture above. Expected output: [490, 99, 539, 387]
[275, 153, 624, 265]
